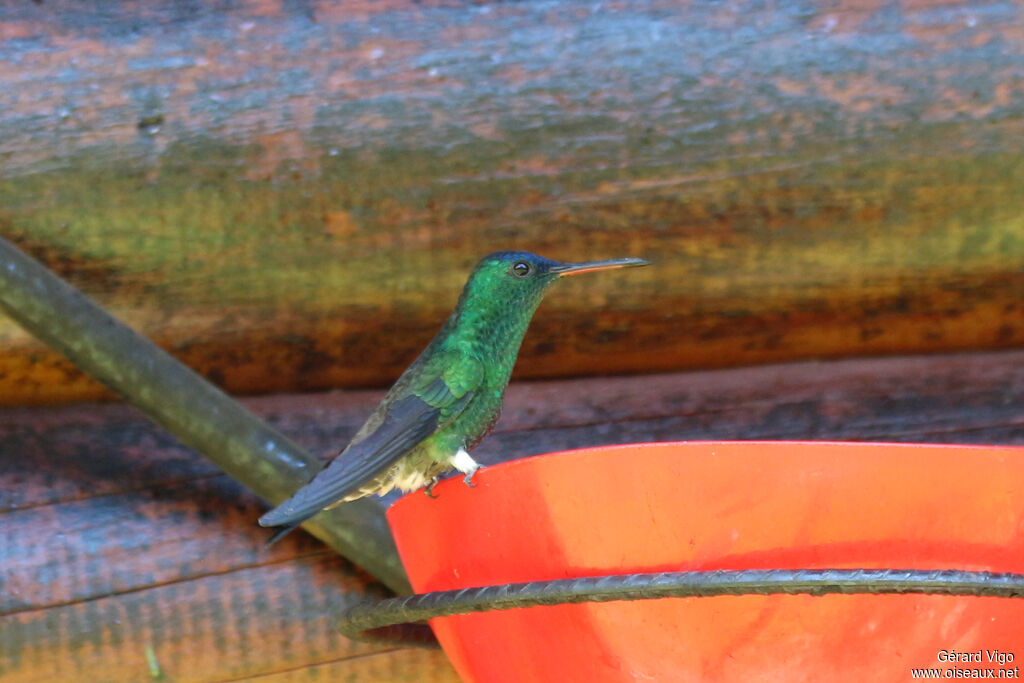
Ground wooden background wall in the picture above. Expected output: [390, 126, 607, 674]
[1, 0, 1023, 405]
[3, 2, 1024, 681]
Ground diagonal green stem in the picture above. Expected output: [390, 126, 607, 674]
[0, 235, 410, 594]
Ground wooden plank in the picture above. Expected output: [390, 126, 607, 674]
[243, 649, 461, 683]
[0, 555, 458, 682]
[0, 400, 460, 679]
[2, 350, 1024, 680]
[1, 1, 1024, 403]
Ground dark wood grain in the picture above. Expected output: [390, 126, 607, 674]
[2, 349, 1023, 680]
[1, 0, 1023, 403]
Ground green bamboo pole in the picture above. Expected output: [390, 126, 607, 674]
[0, 235, 410, 594]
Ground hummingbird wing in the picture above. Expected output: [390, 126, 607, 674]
[258, 352, 483, 532]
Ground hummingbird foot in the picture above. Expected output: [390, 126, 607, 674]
[462, 466, 483, 488]
[451, 447, 483, 488]
[424, 476, 442, 499]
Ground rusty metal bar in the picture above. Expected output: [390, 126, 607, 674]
[339, 568, 1024, 644]
[0, 235, 410, 594]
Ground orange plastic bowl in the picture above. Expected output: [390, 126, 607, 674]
[387, 442, 1024, 682]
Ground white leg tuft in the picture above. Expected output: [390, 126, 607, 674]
[451, 447, 479, 474]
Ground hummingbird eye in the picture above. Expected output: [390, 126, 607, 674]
[510, 261, 534, 278]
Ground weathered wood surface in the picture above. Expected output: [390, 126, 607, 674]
[3, 349, 1024, 681]
[2, 0, 1024, 403]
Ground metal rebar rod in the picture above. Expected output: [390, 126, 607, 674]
[338, 568, 1024, 644]
[0, 235, 410, 594]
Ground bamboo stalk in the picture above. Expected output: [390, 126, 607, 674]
[0, 235, 410, 594]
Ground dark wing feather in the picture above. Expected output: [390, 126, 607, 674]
[258, 392, 446, 529]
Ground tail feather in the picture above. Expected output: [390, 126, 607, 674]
[263, 517, 310, 546]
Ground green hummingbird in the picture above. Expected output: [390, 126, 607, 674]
[258, 251, 649, 541]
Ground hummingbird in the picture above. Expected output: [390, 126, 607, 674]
[258, 250, 649, 542]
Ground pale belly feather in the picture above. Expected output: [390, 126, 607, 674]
[339, 445, 480, 501]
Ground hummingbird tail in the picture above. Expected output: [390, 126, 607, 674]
[263, 519, 306, 546]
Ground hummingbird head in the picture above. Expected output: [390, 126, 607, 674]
[440, 250, 648, 370]
[449, 250, 649, 336]
[464, 250, 649, 305]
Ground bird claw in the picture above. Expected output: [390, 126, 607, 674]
[463, 465, 483, 488]
[424, 476, 442, 499]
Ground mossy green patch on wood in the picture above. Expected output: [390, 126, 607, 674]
[1, 0, 1024, 402]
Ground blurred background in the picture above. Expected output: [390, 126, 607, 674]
[2, 0, 1022, 406]
[3, 1, 1024, 681]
